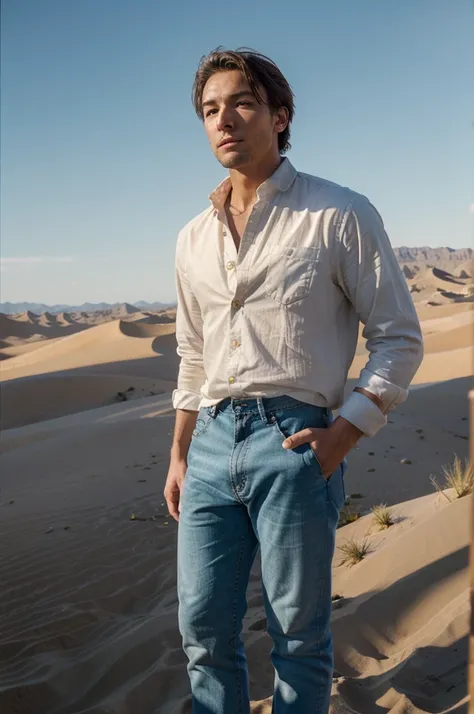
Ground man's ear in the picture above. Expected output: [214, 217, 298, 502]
[275, 106, 289, 133]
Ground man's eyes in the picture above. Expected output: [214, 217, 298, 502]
[205, 101, 252, 117]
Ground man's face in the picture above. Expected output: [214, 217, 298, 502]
[201, 70, 286, 169]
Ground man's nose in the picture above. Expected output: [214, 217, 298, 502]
[216, 107, 234, 132]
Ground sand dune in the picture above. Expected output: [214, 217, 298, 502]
[422, 322, 473, 352]
[3, 302, 471, 429]
[0, 318, 179, 427]
[405, 265, 472, 306]
[0, 312, 87, 346]
[0, 289, 471, 712]
[0, 307, 178, 355]
[0, 336, 68, 360]
[118, 318, 176, 338]
[1, 373, 176, 429]
[14, 310, 40, 324]
[432, 266, 466, 285]
[415, 301, 472, 322]
[56, 311, 76, 325]
[329, 493, 469, 713]
[353, 303, 473, 379]
[418, 307, 474, 334]
[0, 376, 469, 713]
[1, 319, 177, 381]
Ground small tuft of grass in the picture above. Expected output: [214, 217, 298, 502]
[372, 504, 395, 530]
[339, 506, 360, 526]
[338, 538, 371, 567]
[430, 456, 474, 501]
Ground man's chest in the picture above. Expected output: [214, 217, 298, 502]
[186, 206, 331, 309]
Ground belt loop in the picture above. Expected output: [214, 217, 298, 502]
[257, 397, 268, 424]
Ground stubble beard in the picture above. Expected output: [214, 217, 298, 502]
[215, 147, 252, 170]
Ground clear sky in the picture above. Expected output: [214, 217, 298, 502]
[1, 0, 473, 305]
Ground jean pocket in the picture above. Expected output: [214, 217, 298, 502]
[305, 443, 326, 474]
[271, 406, 328, 473]
[192, 407, 214, 438]
[328, 459, 346, 510]
[265, 245, 321, 306]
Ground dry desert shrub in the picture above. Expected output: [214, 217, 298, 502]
[338, 537, 371, 567]
[430, 455, 474, 501]
[372, 504, 395, 530]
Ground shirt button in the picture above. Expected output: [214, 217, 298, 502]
[223, 229, 227, 236]
[231, 299, 241, 309]
[229, 376, 236, 384]
[232, 339, 240, 348]
[226, 261, 235, 271]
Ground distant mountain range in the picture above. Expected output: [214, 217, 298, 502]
[0, 300, 176, 315]
[1, 248, 471, 315]
[393, 246, 472, 262]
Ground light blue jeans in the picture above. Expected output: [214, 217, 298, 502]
[178, 395, 345, 713]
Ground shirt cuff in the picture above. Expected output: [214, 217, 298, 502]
[172, 388, 201, 411]
[339, 390, 387, 437]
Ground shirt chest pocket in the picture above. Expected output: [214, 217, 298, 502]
[265, 246, 321, 306]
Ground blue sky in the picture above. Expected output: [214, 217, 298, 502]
[1, 0, 473, 305]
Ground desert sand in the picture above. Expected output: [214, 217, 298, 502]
[0, 259, 472, 713]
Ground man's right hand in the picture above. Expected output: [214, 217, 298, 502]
[165, 407, 199, 522]
[164, 458, 187, 522]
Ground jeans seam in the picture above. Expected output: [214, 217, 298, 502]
[230, 418, 246, 502]
[237, 426, 253, 492]
[193, 409, 214, 438]
[230, 535, 246, 714]
[323, 483, 334, 700]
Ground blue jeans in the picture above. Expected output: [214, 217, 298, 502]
[178, 395, 346, 713]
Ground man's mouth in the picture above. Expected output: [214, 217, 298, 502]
[218, 138, 242, 149]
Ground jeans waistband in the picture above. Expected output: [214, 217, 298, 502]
[209, 395, 329, 422]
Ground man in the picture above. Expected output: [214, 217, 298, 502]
[164, 48, 423, 714]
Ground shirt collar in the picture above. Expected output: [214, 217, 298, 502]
[208, 157, 298, 211]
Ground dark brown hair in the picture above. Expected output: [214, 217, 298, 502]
[192, 47, 295, 154]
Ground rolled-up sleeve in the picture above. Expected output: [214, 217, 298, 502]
[337, 196, 424, 436]
[172, 230, 206, 411]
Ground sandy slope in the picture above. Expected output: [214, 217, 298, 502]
[350, 302, 473, 384]
[1, 302, 472, 429]
[403, 263, 473, 306]
[0, 319, 178, 429]
[0, 312, 89, 344]
[0, 380, 469, 714]
[328, 493, 469, 714]
[0, 291, 471, 712]
[1, 373, 176, 429]
[0, 320, 177, 381]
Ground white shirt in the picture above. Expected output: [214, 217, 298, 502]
[172, 158, 423, 437]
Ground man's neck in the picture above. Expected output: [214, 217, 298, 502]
[228, 154, 282, 213]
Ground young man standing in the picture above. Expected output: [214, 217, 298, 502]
[164, 48, 423, 714]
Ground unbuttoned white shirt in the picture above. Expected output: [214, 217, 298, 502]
[172, 158, 423, 437]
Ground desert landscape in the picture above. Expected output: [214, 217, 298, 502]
[0, 247, 472, 714]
